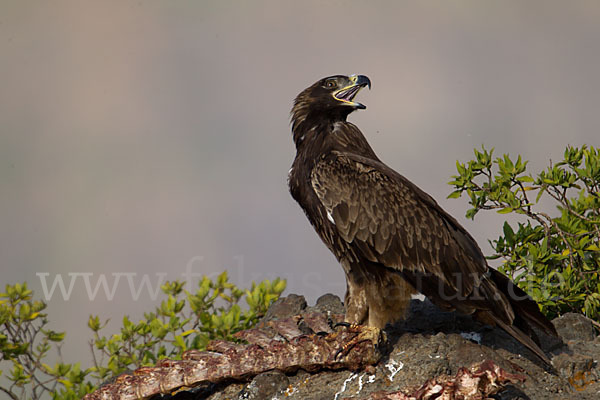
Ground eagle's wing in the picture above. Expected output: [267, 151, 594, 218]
[311, 151, 511, 317]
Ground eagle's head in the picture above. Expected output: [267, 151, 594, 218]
[291, 74, 371, 134]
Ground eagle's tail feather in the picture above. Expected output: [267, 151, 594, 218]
[489, 269, 558, 337]
[486, 269, 559, 367]
[490, 313, 553, 366]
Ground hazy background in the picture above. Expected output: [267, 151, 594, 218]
[2, 1, 599, 365]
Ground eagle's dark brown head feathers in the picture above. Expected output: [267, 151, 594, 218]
[291, 75, 371, 145]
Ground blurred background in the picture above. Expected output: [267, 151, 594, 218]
[2, 1, 599, 364]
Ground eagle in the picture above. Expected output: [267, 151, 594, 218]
[288, 74, 558, 365]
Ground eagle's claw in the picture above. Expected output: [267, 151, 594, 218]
[334, 325, 384, 361]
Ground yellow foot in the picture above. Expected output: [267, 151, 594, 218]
[334, 324, 384, 360]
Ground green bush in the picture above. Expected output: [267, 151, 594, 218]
[448, 145, 600, 322]
[0, 273, 285, 400]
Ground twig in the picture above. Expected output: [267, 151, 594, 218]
[0, 386, 19, 400]
[589, 318, 600, 332]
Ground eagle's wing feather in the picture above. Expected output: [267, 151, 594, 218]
[311, 151, 503, 307]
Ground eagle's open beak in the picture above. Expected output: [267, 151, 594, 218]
[333, 75, 371, 109]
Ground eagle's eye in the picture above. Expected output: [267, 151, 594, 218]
[324, 80, 336, 89]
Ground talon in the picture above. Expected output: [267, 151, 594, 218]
[333, 321, 351, 329]
[333, 321, 359, 330]
[334, 325, 384, 361]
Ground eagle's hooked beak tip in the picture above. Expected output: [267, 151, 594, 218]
[350, 74, 371, 90]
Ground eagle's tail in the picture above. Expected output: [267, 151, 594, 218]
[490, 314, 553, 366]
[489, 269, 558, 337]
[486, 269, 559, 366]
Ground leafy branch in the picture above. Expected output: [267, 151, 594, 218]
[448, 145, 600, 321]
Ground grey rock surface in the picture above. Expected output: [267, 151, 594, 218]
[236, 371, 289, 400]
[307, 293, 345, 315]
[262, 293, 307, 322]
[552, 312, 597, 342]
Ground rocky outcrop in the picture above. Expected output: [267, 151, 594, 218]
[206, 295, 599, 400]
[87, 294, 600, 400]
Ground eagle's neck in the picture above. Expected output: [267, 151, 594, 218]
[291, 110, 378, 163]
[291, 111, 349, 150]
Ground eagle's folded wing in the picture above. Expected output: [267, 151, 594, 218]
[311, 151, 505, 311]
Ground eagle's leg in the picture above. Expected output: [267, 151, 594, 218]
[344, 266, 415, 329]
[344, 275, 369, 326]
[337, 267, 414, 360]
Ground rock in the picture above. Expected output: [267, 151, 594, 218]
[237, 370, 289, 399]
[262, 294, 307, 321]
[552, 353, 595, 380]
[552, 313, 597, 342]
[307, 293, 345, 315]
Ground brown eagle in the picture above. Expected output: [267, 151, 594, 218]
[288, 74, 558, 365]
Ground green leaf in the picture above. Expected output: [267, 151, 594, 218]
[502, 222, 515, 246]
[88, 315, 101, 331]
[273, 279, 287, 295]
[517, 175, 535, 183]
[465, 208, 478, 220]
[181, 329, 196, 337]
[174, 335, 186, 351]
[45, 330, 66, 342]
[447, 190, 462, 199]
